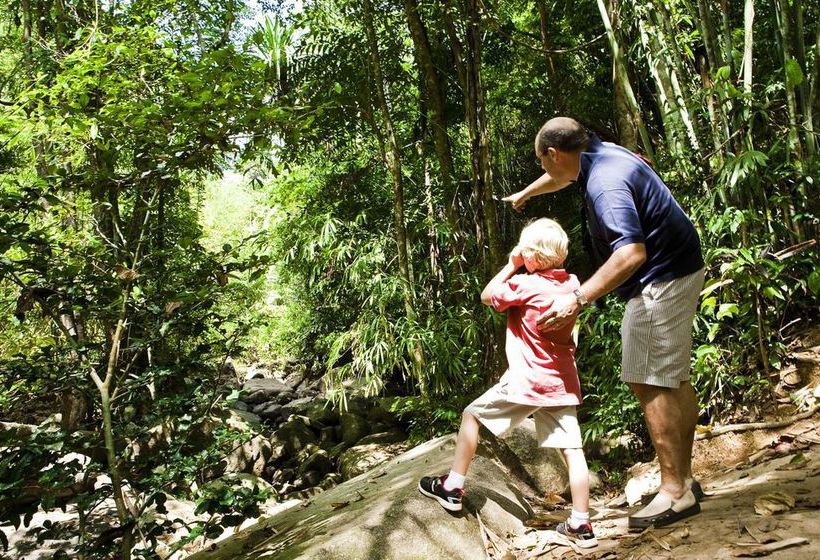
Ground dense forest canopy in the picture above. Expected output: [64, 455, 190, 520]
[0, 0, 818, 557]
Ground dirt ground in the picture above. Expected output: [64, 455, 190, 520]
[506, 416, 820, 560]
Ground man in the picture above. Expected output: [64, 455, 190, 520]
[502, 117, 705, 528]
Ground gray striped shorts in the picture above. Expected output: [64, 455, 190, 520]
[621, 268, 705, 388]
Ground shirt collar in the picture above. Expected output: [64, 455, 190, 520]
[577, 134, 604, 188]
[536, 268, 569, 281]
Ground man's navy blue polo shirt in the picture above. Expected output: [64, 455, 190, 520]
[576, 135, 703, 300]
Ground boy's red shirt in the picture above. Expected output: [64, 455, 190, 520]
[489, 268, 582, 407]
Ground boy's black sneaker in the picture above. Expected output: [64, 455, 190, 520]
[556, 521, 598, 549]
[418, 475, 464, 512]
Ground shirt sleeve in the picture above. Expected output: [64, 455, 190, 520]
[590, 181, 645, 251]
[490, 275, 530, 312]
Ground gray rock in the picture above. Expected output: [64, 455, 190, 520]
[339, 413, 370, 445]
[328, 441, 350, 458]
[366, 398, 398, 424]
[343, 395, 371, 417]
[298, 450, 334, 477]
[296, 470, 323, 489]
[280, 397, 315, 418]
[271, 418, 318, 457]
[230, 400, 249, 412]
[318, 426, 337, 450]
[276, 391, 295, 405]
[356, 430, 406, 446]
[186, 435, 533, 560]
[258, 404, 283, 422]
[494, 418, 569, 495]
[242, 378, 291, 404]
[222, 434, 273, 477]
[338, 442, 407, 480]
[319, 472, 342, 490]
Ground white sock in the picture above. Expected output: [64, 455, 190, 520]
[569, 509, 589, 529]
[443, 470, 465, 491]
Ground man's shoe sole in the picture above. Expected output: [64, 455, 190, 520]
[640, 480, 705, 505]
[628, 501, 701, 530]
[418, 482, 462, 512]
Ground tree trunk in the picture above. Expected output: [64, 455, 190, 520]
[775, 0, 804, 160]
[536, 0, 562, 113]
[719, 0, 733, 73]
[650, 2, 701, 151]
[742, 0, 754, 95]
[637, 16, 687, 157]
[402, 0, 464, 277]
[595, 0, 655, 159]
[608, 0, 638, 149]
[696, 0, 720, 71]
[361, 0, 414, 312]
[466, 0, 502, 273]
[22, 0, 32, 61]
[792, 0, 815, 157]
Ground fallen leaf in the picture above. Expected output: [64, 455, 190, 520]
[743, 524, 778, 544]
[776, 452, 807, 471]
[523, 512, 564, 528]
[164, 301, 182, 314]
[114, 265, 140, 281]
[330, 501, 349, 509]
[696, 424, 713, 434]
[543, 492, 566, 505]
[754, 492, 795, 516]
[732, 537, 809, 557]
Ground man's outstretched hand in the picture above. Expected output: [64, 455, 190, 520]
[501, 191, 530, 211]
[537, 292, 581, 332]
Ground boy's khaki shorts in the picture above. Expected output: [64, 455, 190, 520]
[465, 382, 582, 449]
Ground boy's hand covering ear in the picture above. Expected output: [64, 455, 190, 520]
[509, 248, 525, 269]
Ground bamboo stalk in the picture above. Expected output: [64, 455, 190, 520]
[596, 0, 655, 159]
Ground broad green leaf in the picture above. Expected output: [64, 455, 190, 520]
[808, 271, 820, 295]
[717, 303, 739, 320]
[785, 59, 804, 87]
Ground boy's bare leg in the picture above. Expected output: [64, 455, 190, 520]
[629, 381, 698, 498]
[563, 448, 590, 513]
[451, 411, 481, 476]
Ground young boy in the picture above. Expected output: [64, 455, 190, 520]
[418, 218, 597, 548]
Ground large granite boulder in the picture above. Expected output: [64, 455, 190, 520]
[339, 412, 370, 445]
[222, 434, 273, 477]
[242, 378, 291, 405]
[488, 418, 569, 496]
[186, 435, 534, 560]
[270, 417, 317, 457]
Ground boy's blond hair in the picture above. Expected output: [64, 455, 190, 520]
[514, 218, 568, 269]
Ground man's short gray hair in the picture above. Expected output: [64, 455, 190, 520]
[535, 117, 590, 157]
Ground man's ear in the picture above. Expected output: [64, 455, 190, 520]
[547, 146, 559, 162]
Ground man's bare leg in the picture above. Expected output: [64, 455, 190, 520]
[451, 410, 481, 476]
[629, 382, 697, 498]
[676, 381, 699, 480]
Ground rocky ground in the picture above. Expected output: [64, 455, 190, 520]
[223, 361, 413, 500]
[3, 332, 819, 559]
[176, 413, 820, 560]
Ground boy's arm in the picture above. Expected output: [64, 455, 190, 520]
[480, 253, 523, 306]
[501, 171, 573, 210]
